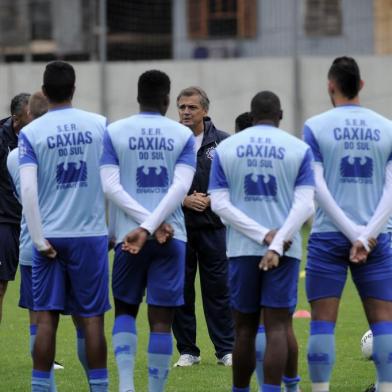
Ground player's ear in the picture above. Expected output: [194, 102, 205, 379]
[328, 79, 335, 96]
[359, 79, 364, 92]
[279, 110, 283, 120]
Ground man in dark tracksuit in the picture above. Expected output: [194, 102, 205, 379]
[172, 86, 234, 366]
[0, 93, 30, 323]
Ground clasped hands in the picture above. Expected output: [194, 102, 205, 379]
[258, 230, 378, 272]
[122, 222, 174, 254]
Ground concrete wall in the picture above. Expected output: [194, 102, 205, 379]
[1, 55, 392, 135]
[173, 0, 374, 60]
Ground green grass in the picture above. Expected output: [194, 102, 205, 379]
[0, 227, 377, 391]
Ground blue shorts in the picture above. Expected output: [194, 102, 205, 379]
[19, 265, 33, 310]
[112, 239, 186, 307]
[32, 236, 111, 317]
[306, 232, 392, 302]
[229, 256, 300, 313]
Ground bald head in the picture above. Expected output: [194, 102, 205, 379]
[28, 91, 49, 120]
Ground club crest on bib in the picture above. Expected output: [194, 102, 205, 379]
[136, 166, 169, 188]
[340, 156, 373, 178]
[244, 173, 277, 197]
[56, 160, 87, 185]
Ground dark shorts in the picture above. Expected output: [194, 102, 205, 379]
[229, 256, 300, 313]
[112, 239, 186, 307]
[306, 232, 392, 302]
[32, 236, 111, 317]
[0, 223, 20, 281]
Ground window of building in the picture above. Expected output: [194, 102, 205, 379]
[30, 0, 52, 40]
[188, 0, 257, 39]
[305, 0, 342, 36]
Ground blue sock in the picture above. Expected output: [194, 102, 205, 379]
[30, 325, 57, 392]
[88, 368, 108, 392]
[371, 322, 392, 389]
[112, 315, 137, 392]
[307, 321, 335, 392]
[232, 387, 250, 392]
[262, 384, 281, 392]
[255, 325, 266, 390]
[32, 370, 51, 392]
[76, 328, 88, 376]
[283, 375, 301, 392]
[148, 332, 172, 392]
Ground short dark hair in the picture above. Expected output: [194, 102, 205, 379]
[43, 61, 75, 103]
[137, 70, 170, 107]
[328, 56, 361, 99]
[176, 86, 210, 111]
[251, 91, 281, 122]
[235, 112, 253, 132]
[10, 93, 30, 115]
[29, 92, 48, 120]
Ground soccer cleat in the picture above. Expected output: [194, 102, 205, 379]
[173, 354, 201, 367]
[53, 361, 64, 370]
[363, 385, 376, 392]
[217, 353, 232, 366]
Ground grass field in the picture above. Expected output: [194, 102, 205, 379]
[0, 227, 377, 391]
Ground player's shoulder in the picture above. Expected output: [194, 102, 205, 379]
[361, 107, 392, 128]
[72, 108, 107, 127]
[107, 114, 139, 134]
[304, 108, 337, 130]
[277, 127, 310, 152]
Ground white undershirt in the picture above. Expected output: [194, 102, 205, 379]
[210, 186, 315, 256]
[100, 163, 195, 235]
[195, 132, 204, 151]
[314, 161, 392, 250]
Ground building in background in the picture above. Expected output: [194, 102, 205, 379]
[0, 0, 391, 61]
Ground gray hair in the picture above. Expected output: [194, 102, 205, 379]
[177, 86, 210, 111]
[10, 93, 30, 115]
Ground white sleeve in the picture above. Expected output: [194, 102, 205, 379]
[210, 188, 270, 244]
[358, 161, 392, 249]
[140, 164, 195, 233]
[268, 187, 315, 255]
[100, 166, 150, 224]
[314, 163, 361, 242]
[107, 201, 116, 241]
[20, 165, 48, 251]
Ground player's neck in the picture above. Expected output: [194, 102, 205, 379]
[254, 119, 278, 127]
[139, 105, 164, 115]
[333, 95, 360, 107]
[48, 101, 72, 110]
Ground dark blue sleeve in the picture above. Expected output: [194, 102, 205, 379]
[100, 130, 119, 166]
[208, 151, 229, 190]
[295, 148, 315, 187]
[176, 135, 196, 168]
[303, 125, 323, 163]
[18, 132, 38, 166]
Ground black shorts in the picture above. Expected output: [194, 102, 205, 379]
[0, 223, 20, 281]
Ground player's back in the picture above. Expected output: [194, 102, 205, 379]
[19, 107, 107, 238]
[102, 112, 194, 242]
[304, 105, 392, 233]
[213, 124, 313, 258]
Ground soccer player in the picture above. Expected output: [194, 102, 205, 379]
[0, 92, 30, 324]
[100, 70, 196, 392]
[209, 91, 315, 392]
[235, 111, 302, 392]
[304, 56, 392, 392]
[18, 61, 110, 392]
